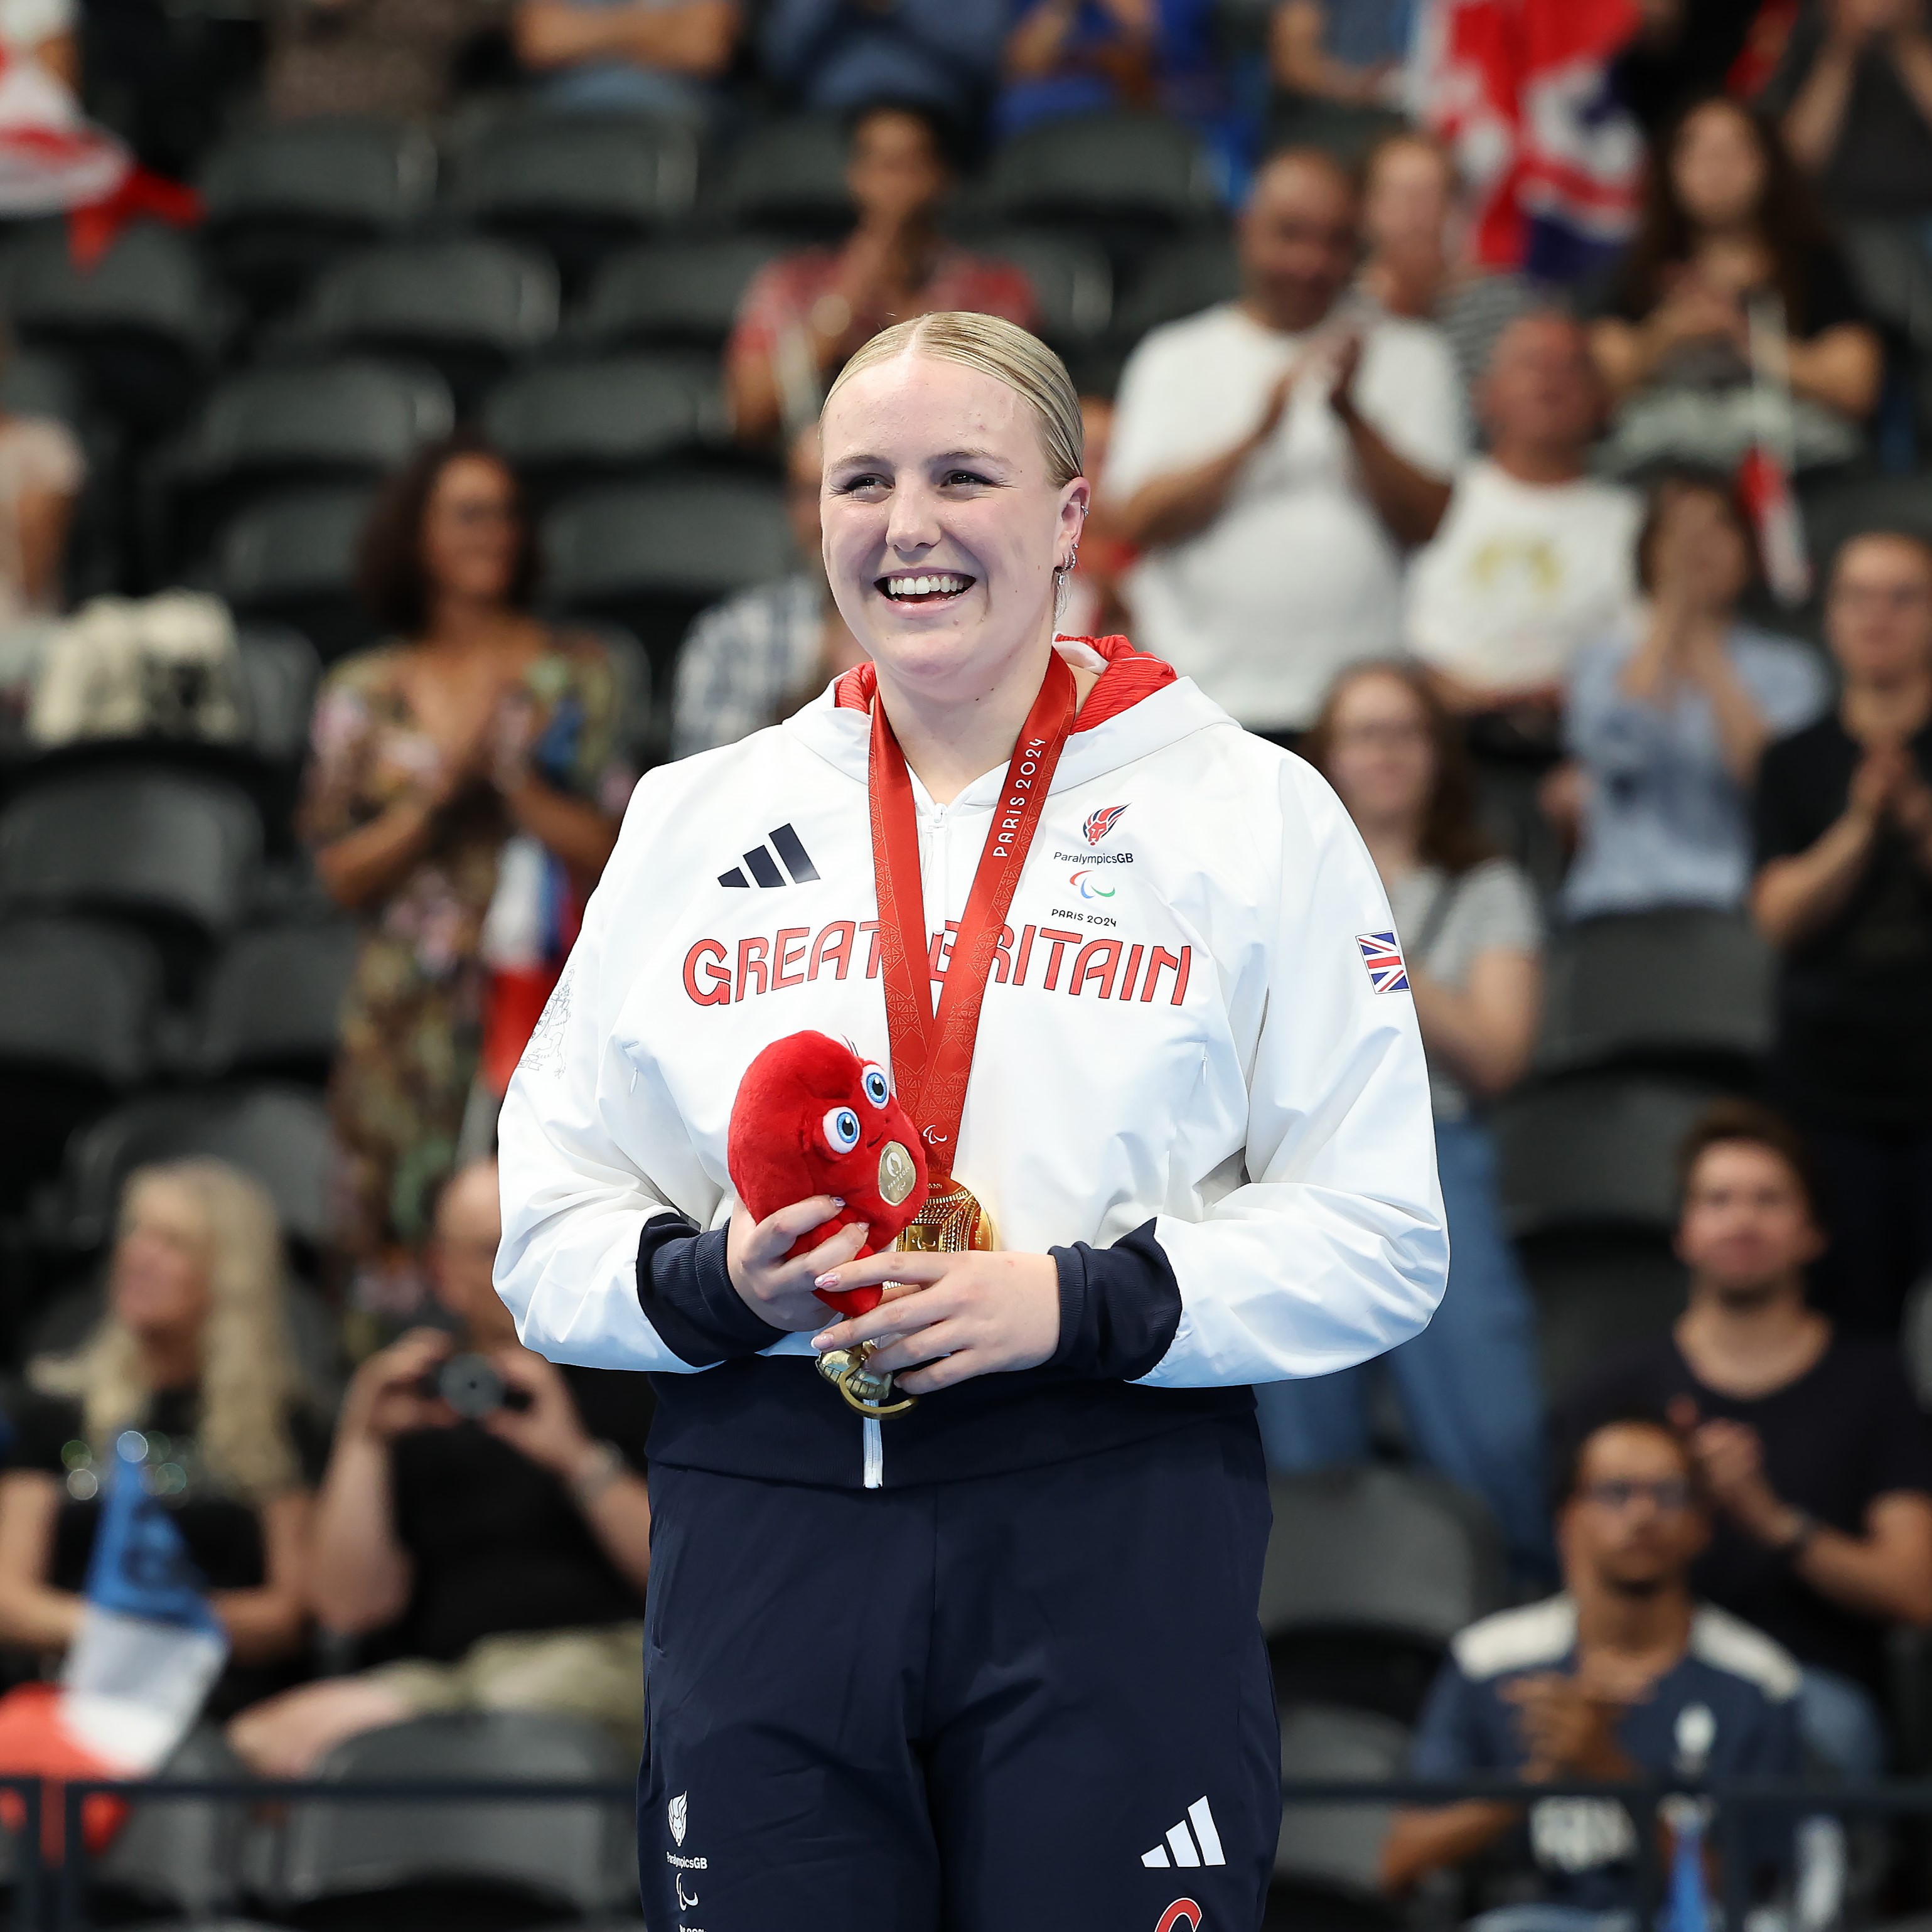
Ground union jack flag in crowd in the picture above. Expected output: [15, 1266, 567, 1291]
[1356, 931, 1410, 996]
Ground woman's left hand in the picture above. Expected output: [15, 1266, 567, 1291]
[809, 1250, 1061, 1394]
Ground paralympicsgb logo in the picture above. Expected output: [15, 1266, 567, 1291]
[1083, 804, 1129, 845]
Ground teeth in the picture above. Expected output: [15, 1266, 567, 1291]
[884, 574, 967, 598]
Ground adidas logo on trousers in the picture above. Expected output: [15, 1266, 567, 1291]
[1142, 1798, 1225, 1869]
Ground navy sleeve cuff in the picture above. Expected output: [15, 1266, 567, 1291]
[635, 1218, 787, 1368]
[1046, 1218, 1182, 1382]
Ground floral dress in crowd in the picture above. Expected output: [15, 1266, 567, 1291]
[301, 633, 625, 1315]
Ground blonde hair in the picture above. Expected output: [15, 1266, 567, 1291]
[824, 312, 1085, 488]
[32, 1160, 304, 1505]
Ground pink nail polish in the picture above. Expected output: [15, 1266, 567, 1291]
[815, 1272, 840, 1290]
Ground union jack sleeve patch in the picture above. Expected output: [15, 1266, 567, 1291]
[1356, 931, 1409, 994]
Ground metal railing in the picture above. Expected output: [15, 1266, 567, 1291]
[0, 1772, 1922, 1931]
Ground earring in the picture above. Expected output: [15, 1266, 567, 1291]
[1058, 542, 1081, 575]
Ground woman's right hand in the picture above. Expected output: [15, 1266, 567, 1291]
[727, 1198, 872, 1332]
[341, 1329, 459, 1443]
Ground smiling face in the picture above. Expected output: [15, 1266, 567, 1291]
[819, 348, 1087, 706]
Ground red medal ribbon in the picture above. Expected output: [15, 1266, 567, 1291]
[867, 650, 1080, 1183]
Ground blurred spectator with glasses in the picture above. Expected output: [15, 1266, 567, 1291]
[1383, 1412, 1803, 1919]
[1752, 532, 1932, 1337]
[513, 0, 741, 116]
[1257, 662, 1549, 1584]
[672, 424, 867, 758]
[1555, 1103, 1932, 1777]
[1584, 97, 1881, 478]
[228, 1158, 654, 1776]
[0, 1162, 323, 1719]
[302, 434, 625, 1326]
[1549, 470, 1827, 921]
[725, 104, 1036, 446]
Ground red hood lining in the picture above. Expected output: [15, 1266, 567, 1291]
[830, 635, 1176, 734]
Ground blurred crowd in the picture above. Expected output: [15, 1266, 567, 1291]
[0, 0, 1929, 1924]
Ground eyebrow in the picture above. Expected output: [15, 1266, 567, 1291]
[824, 446, 1010, 471]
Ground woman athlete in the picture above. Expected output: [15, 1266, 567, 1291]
[495, 312, 1448, 1932]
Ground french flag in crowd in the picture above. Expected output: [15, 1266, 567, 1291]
[1413, 0, 1645, 283]
[0, 1439, 225, 1855]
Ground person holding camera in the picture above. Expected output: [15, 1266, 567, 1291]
[227, 1158, 654, 1777]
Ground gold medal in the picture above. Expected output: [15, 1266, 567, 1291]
[816, 1180, 997, 1418]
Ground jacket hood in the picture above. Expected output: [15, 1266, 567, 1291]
[782, 634, 1237, 797]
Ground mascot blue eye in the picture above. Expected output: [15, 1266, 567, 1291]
[861, 1066, 890, 1108]
[823, 1107, 861, 1154]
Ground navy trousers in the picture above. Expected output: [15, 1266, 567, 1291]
[637, 1419, 1279, 1932]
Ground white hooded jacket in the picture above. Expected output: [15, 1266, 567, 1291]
[495, 638, 1448, 1490]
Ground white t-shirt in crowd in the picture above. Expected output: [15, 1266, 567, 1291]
[1103, 301, 1467, 735]
[0, 0, 73, 46]
[1406, 459, 1641, 690]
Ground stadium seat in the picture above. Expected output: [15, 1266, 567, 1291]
[274, 1712, 635, 1931]
[985, 113, 1220, 267]
[0, 345, 85, 427]
[974, 230, 1113, 352]
[1271, 1703, 1409, 1932]
[542, 475, 793, 699]
[1798, 470, 1932, 584]
[61, 1083, 332, 1253]
[1535, 910, 1775, 1080]
[0, 916, 162, 1210]
[192, 919, 356, 1082]
[0, 766, 262, 947]
[448, 109, 701, 294]
[1113, 230, 1240, 345]
[214, 486, 378, 665]
[287, 240, 559, 411]
[236, 625, 325, 768]
[0, 221, 226, 441]
[1524, 1236, 1688, 1402]
[89, 1722, 252, 1922]
[1262, 1466, 1504, 1724]
[483, 355, 721, 506]
[198, 119, 438, 319]
[1493, 1075, 1724, 1241]
[575, 235, 788, 353]
[149, 360, 453, 579]
[714, 116, 852, 235]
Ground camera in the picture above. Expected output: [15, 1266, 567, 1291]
[419, 1352, 532, 1421]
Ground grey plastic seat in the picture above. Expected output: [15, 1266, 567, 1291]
[483, 355, 719, 499]
[0, 345, 85, 426]
[0, 220, 224, 437]
[236, 625, 324, 766]
[449, 110, 699, 290]
[88, 1723, 252, 1921]
[1262, 1466, 1504, 1651]
[715, 115, 852, 234]
[1115, 230, 1240, 343]
[1275, 1704, 1411, 1905]
[154, 360, 451, 576]
[974, 230, 1113, 347]
[0, 768, 262, 940]
[1799, 470, 1932, 581]
[0, 916, 163, 1207]
[1536, 911, 1776, 1079]
[276, 1712, 635, 1925]
[63, 1083, 333, 1251]
[577, 235, 788, 351]
[291, 239, 559, 407]
[1493, 1075, 1725, 1240]
[199, 119, 437, 316]
[215, 485, 378, 663]
[987, 112, 1220, 230]
[543, 475, 793, 693]
[1527, 1238, 1688, 1402]
[193, 920, 357, 1079]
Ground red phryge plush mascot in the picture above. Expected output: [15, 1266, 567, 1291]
[726, 1031, 928, 1317]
